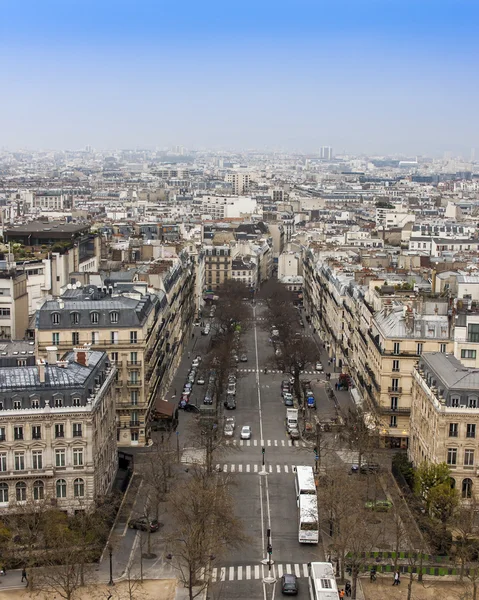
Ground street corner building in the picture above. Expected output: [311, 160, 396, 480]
[0, 347, 118, 514]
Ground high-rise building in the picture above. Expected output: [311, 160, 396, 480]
[225, 172, 250, 195]
[319, 146, 333, 160]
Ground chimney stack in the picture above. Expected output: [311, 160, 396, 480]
[45, 346, 58, 365]
[74, 344, 91, 367]
[37, 359, 46, 383]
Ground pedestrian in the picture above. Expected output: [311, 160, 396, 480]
[393, 570, 400, 586]
[187, 352, 190, 359]
[339, 589, 345, 599]
[21, 568, 27, 583]
[345, 581, 351, 597]
[192, 332, 194, 339]
[328, 360, 331, 366]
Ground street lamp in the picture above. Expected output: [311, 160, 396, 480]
[108, 544, 114, 586]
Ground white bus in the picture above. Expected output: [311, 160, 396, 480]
[294, 465, 316, 504]
[298, 494, 319, 543]
[308, 562, 339, 600]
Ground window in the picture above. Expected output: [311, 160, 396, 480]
[72, 332, 79, 345]
[31, 399, 39, 409]
[440, 343, 447, 353]
[73, 448, 84, 467]
[32, 450, 43, 470]
[447, 448, 458, 465]
[451, 397, 460, 408]
[392, 360, 400, 372]
[90, 312, 99, 324]
[31, 425, 41, 440]
[72, 423, 82, 437]
[391, 378, 399, 392]
[52, 332, 59, 345]
[467, 424, 476, 439]
[110, 311, 119, 324]
[130, 371, 139, 384]
[462, 478, 473, 499]
[417, 343, 423, 355]
[449, 423, 458, 437]
[56, 479, 67, 498]
[72, 397, 81, 407]
[111, 352, 119, 363]
[54, 397, 63, 408]
[0, 427, 5, 441]
[130, 352, 138, 364]
[0, 308, 10, 318]
[390, 415, 397, 428]
[393, 342, 400, 355]
[33, 480, 44, 501]
[14, 452, 25, 471]
[468, 324, 479, 343]
[15, 482, 26, 502]
[52, 313, 60, 325]
[0, 453, 6, 472]
[14, 426, 23, 441]
[465, 449, 475, 467]
[468, 397, 478, 409]
[71, 312, 80, 325]
[55, 449, 66, 467]
[391, 397, 398, 410]
[55, 424, 64, 438]
[0, 483, 8, 503]
[74, 478, 85, 498]
[131, 430, 139, 442]
[91, 331, 99, 345]
[111, 331, 118, 345]
[461, 349, 477, 359]
[13, 400, 21, 410]
[130, 390, 139, 405]
[130, 331, 138, 344]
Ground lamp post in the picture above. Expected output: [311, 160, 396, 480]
[108, 544, 114, 586]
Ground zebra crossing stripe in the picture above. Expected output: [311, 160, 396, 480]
[254, 565, 260, 579]
[288, 440, 292, 446]
[274, 440, 278, 447]
[294, 564, 301, 577]
[247, 440, 250, 447]
[238, 464, 242, 473]
[231, 464, 235, 473]
[246, 464, 250, 473]
[223, 464, 227, 472]
[303, 564, 309, 577]
[220, 567, 226, 582]
[238, 566, 243, 581]
[282, 440, 285, 446]
[277, 564, 283, 577]
[284, 465, 289, 473]
[229, 566, 234, 580]
[286, 564, 292, 574]
[211, 568, 217, 582]
[276, 465, 281, 473]
[267, 439, 271, 446]
[260, 439, 264, 446]
[254, 464, 258, 473]
[254, 439, 258, 446]
[269, 465, 273, 473]
[246, 565, 251, 580]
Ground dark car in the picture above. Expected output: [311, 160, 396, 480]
[284, 395, 294, 407]
[128, 517, 160, 532]
[203, 388, 214, 404]
[351, 462, 380, 474]
[224, 396, 237, 410]
[281, 573, 298, 595]
[183, 404, 200, 413]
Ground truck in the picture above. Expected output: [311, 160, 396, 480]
[286, 408, 299, 432]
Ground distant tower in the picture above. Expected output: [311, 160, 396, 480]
[319, 146, 333, 160]
[471, 148, 476, 162]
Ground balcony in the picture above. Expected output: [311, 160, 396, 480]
[127, 361, 142, 367]
[129, 421, 141, 427]
[127, 380, 141, 388]
[388, 387, 403, 394]
[380, 406, 411, 415]
[111, 361, 123, 368]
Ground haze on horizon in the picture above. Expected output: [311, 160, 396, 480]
[1, 0, 478, 157]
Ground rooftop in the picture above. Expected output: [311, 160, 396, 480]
[422, 352, 479, 391]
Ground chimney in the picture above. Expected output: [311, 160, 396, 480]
[45, 345, 58, 365]
[74, 344, 91, 367]
[37, 359, 46, 383]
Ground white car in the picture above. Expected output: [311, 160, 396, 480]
[227, 383, 236, 396]
[224, 423, 235, 437]
[315, 362, 323, 371]
[192, 358, 200, 368]
[240, 426, 252, 440]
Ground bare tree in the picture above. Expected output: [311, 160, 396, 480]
[166, 470, 247, 600]
[453, 498, 479, 581]
[340, 406, 379, 472]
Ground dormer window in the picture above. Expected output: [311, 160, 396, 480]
[90, 312, 99, 325]
[110, 312, 119, 324]
[52, 313, 60, 325]
[71, 312, 80, 325]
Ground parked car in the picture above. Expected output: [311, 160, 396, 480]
[183, 404, 200, 413]
[240, 425, 252, 440]
[228, 374, 237, 384]
[203, 389, 214, 404]
[315, 362, 323, 371]
[224, 423, 235, 437]
[227, 383, 236, 396]
[129, 517, 160, 532]
[351, 462, 380, 474]
[281, 573, 298, 595]
[197, 374, 206, 385]
[289, 428, 300, 440]
[224, 396, 236, 410]
[188, 373, 196, 384]
[182, 388, 192, 398]
[192, 357, 200, 368]
[283, 393, 294, 406]
[240, 354, 248, 362]
[365, 499, 392, 512]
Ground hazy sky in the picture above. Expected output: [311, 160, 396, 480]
[1, 0, 478, 155]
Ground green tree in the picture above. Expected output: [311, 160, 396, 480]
[413, 462, 451, 513]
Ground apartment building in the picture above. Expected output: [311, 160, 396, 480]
[454, 307, 479, 368]
[225, 172, 250, 195]
[410, 353, 479, 501]
[0, 348, 117, 514]
[35, 284, 165, 447]
[204, 246, 232, 291]
[231, 256, 257, 291]
[0, 270, 29, 340]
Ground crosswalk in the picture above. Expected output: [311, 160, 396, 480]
[210, 563, 309, 582]
[225, 439, 308, 447]
[238, 368, 326, 375]
[216, 463, 304, 474]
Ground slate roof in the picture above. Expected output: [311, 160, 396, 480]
[422, 352, 479, 391]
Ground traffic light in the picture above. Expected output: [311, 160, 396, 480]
[267, 543, 272, 555]
[262, 446, 265, 455]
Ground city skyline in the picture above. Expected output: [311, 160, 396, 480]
[1, 0, 478, 155]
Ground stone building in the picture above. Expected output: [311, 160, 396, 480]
[410, 352, 479, 501]
[0, 347, 117, 513]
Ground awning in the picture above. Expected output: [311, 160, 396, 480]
[154, 399, 176, 418]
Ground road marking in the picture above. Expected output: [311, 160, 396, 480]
[220, 567, 226, 581]
[238, 464, 242, 473]
[294, 564, 301, 577]
[267, 439, 271, 446]
[254, 439, 258, 446]
[274, 440, 278, 447]
[247, 440, 251, 447]
[277, 564, 283, 577]
[260, 439, 264, 446]
[281, 440, 285, 446]
[223, 464, 227, 471]
[254, 464, 258, 473]
[288, 440, 293, 446]
[231, 464, 235, 472]
[246, 464, 250, 473]
[254, 565, 260, 579]
[269, 465, 273, 473]
[246, 565, 251, 580]
[211, 568, 217, 582]
[303, 564, 309, 577]
[286, 564, 292, 574]
[238, 566, 243, 581]
[276, 465, 281, 473]
[229, 566, 234, 580]
[284, 465, 289, 473]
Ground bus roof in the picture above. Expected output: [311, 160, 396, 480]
[309, 562, 339, 600]
[295, 465, 316, 493]
[299, 494, 318, 523]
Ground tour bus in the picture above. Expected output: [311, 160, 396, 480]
[294, 465, 316, 504]
[308, 562, 339, 600]
[298, 494, 319, 543]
